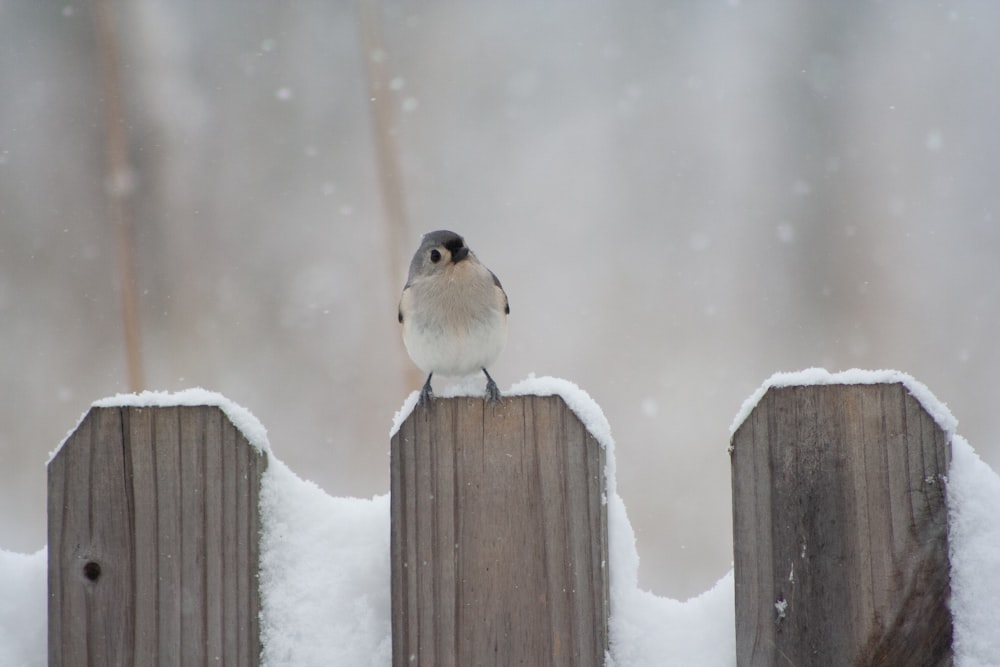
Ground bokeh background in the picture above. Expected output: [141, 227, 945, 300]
[3, 0, 999, 599]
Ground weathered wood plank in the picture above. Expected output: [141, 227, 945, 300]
[204, 408, 225, 662]
[47, 406, 136, 666]
[48, 405, 267, 666]
[244, 425, 265, 667]
[154, 407, 183, 664]
[222, 411, 240, 660]
[730, 383, 953, 666]
[125, 406, 158, 662]
[390, 395, 609, 667]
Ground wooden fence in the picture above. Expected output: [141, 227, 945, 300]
[390, 396, 609, 667]
[48, 405, 265, 666]
[47, 383, 954, 665]
[730, 383, 951, 666]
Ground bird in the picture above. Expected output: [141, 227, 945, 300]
[398, 230, 509, 404]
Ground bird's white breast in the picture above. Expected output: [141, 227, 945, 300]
[400, 262, 508, 378]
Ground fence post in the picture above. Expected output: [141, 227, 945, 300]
[390, 395, 609, 666]
[47, 405, 267, 666]
[730, 383, 952, 666]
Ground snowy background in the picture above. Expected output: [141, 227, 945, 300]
[3, 1, 1000, 603]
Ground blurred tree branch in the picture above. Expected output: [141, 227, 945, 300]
[359, 0, 422, 391]
[93, 0, 144, 391]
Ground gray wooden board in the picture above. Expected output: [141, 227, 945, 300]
[730, 383, 952, 666]
[48, 405, 266, 666]
[391, 395, 609, 667]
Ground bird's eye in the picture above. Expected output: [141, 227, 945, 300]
[430, 249, 442, 263]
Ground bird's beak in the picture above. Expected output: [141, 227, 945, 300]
[451, 246, 470, 263]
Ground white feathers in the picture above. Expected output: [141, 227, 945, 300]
[399, 233, 508, 380]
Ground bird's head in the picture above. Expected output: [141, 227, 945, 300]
[407, 229, 472, 281]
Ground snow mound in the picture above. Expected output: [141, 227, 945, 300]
[948, 435, 1000, 666]
[0, 548, 46, 667]
[259, 460, 390, 667]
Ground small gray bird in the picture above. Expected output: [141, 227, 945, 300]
[398, 230, 509, 404]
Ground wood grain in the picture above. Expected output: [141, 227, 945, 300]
[48, 405, 267, 666]
[391, 395, 609, 667]
[730, 383, 952, 666]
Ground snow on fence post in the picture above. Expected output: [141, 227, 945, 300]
[730, 383, 953, 666]
[390, 395, 610, 666]
[47, 405, 267, 666]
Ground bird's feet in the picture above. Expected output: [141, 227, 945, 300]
[417, 373, 435, 407]
[483, 368, 502, 403]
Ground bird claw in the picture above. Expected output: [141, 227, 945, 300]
[484, 370, 502, 404]
[418, 374, 435, 409]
